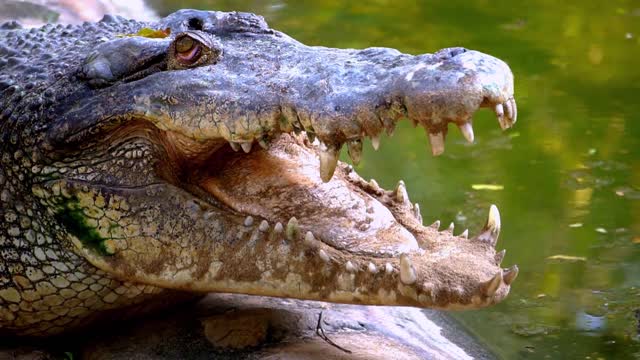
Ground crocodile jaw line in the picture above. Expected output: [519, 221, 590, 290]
[140, 132, 518, 310]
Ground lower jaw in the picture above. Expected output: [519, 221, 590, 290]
[107, 132, 512, 309]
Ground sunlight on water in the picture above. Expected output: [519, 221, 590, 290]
[150, 1, 640, 357]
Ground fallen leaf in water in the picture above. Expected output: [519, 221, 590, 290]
[633, 237, 640, 244]
[471, 184, 504, 191]
[595, 227, 607, 234]
[569, 223, 583, 228]
[546, 255, 587, 262]
[118, 27, 171, 38]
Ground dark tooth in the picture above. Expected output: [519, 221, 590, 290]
[286, 217, 299, 240]
[306, 131, 316, 143]
[347, 139, 363, 165]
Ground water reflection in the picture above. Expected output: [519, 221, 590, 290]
[150, 1, 639, 358]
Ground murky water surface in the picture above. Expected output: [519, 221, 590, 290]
[152, 1, 640, 358]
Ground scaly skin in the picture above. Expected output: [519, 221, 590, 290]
[0, 9, 519, 336]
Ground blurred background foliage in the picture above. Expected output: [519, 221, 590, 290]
[149, 1, 640, 358]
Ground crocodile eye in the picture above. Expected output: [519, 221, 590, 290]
[168, 32, 222, 70]
[174, 35, 202, 64]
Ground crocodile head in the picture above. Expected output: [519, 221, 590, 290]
[14, 9, 518, 311]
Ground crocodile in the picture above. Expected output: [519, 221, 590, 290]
[0, 9, 518, 337]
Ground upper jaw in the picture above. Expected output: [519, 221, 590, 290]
[57, 29, 516, 176]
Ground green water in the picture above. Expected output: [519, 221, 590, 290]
[151, 1, 640, 358]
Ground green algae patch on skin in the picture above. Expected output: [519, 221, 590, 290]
[53, 198, 115, 257]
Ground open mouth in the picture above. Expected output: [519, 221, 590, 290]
[196, 133, 421, 257]
[143, 101, 519, 309]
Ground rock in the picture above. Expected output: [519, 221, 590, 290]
[0, 293, 494, 359]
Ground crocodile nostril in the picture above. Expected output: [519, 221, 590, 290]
[188, 17, 204, 31]
[449, 48, 468, 57]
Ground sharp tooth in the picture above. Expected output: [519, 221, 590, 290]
[229, 142, 241, 152]
[504, 100, 514, 123]
[274, 222, 283, 233]
[386, 125, 396, 137]
[371, 135, 381, 150]
[472, 204, 501, 247]
[413, 203, 423, 224]
[458, 122, 475, 143]
[347, 139, 363, 165]
[484, 271, 502, 297]
[240, 142, 253, 153]
[345, 261, 356, 273]
[510, 98, 518, 123]
[430, 220, 441, 230]
[495, 249, 506, 265]
[428, 132, 445, 156]
[395, 180, 409, 203]
[369, 178, 380, 189]
[244, 216, 254, 227]
[259, 220, 269, 232]
[367, 262, 378, 274]
[384, 263, 394, 274]
[318, 249, 331, 263]
[258, 139, 269, 149]
[494, 103, 509, 130]
[488, 205, 501, 231]
[447, 222, 455, 232]
[460, 229, 469, 239]
[304, 231, 315, 246]
[503, 265, 519, 285]
[319, 142, 340, 182]
[399, 254, 417, 285]
[285, 217, 299, 240]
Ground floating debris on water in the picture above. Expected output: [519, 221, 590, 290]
[595, 227, 608, 234]
[471, 184, 504, 191]
[546, 255, 587, 262]
[569, 223, 583, 228]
